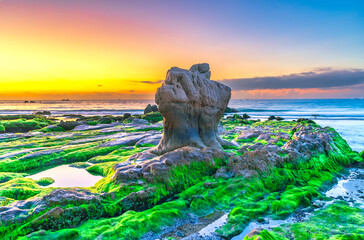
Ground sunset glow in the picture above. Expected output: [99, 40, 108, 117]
[0, 0, 363, 99]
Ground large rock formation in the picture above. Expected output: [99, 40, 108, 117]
[152, 63, 231, 154]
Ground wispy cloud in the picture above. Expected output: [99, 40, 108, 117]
[219, 68, 364, 90]
[129, 80, 164, 84]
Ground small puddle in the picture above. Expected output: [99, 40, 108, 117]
[231, 218, 296, 240]
[233, 168, 364, 239]
[28, 164, 103, 187]
[198, 212, 229, 237]
[325, 168, 364, 207]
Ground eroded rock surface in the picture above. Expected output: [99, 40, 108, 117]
[152, 63, 231, 154]
[228, 124, 336, 178]
[114, 147, 229, 185]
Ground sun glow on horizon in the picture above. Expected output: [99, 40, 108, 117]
[0, 0, 363, 99]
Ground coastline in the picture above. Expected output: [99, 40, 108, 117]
[0, 110, 362, 239]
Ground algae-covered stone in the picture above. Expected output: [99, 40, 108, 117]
[36, 177, 55, 186]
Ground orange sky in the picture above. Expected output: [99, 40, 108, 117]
[0, 1, 363, 99]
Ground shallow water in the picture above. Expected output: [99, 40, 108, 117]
[28, 164, 103, 187]
[231, 218, 297, 240]
[1, 99, 362, 151]
[198, 212, 229, 237]
[231, 168, 364, 239]
[325, 168, 364, 208]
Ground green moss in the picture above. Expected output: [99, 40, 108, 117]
[69, 162, 91, 168]
[0, 144, 120, 173]
[268, 203, 364, 240]
[0, 178, 42, 200]
[245, 229, 285, 240]
[88, 121, 98, 126]
[20, 229, 80, 240]
[0, 118, 361, 239]
[0, 124, 5, 133]
[254, 139, 268, 145]
[87, 162, 117, 176]
[39, 126, 65, 133]
[141, 112, 163, 123]
[236, 137, 257, 143]
[0, 172, 28, 183]
[0, 118, 51, 133]
[35, 177, 55, 186]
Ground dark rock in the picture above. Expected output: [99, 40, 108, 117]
[144, 104, 153, 114]
[113, 147, 228, 185]
[144, 104, 159, 115]
[215, 166, 233, 179]
[123, 113, 131, 119]
[152, 63, 231, 154]
[100, 133, 151, 147]
[237, 131, 261, 141]
[34, 111, 51, 115]
[268, 115, 276, 120]
[230, 124, 335, 176]
[176, 231, 185, 237]
[191, 195, 205, 201]
[142, 112, 163, 123]
[151, 104, 158, 112]
[225, 107, 239, 113]
[135, 134, 163, 147]
[297, 118, 316, 124]
[58, 120, 79, 131]
[246, 228, 263, 238]
[242, 113, 251, 119]
[42, 189, 99, 206]
[98, 117, 113, 124]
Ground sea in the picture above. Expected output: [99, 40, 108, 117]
[0, 99, 363, 152]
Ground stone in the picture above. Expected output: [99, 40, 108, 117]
[237, 131, 261, 141]
[144, 104, 159, 114]
[229, 124, 336, 176]
[123, 113, 132, 119]
[246, 228, 263, 238]
[113, 147, 229, 185]
[224, 107, 239, 113]
[58, 120, 79, 130]
[34, 111, 51, 115]
[144, 104, 153, 115]
[42, 189, 99, 206]
[152, 63, 231, 154]
[135, 134, 163, 147]
[100, 133, 151, 147]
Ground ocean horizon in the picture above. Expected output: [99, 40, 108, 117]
[1, 99, 363, 152]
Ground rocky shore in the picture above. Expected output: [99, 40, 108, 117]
[0, 64, 363, 240]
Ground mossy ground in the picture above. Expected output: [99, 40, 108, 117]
[0, 114, 362, 239]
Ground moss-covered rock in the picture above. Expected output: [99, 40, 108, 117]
[36, 177, 55, 186]
[0, 115, 361, 240]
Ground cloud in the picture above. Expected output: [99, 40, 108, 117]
[219, 68, 364, 90]
[130, 80, 163, 84]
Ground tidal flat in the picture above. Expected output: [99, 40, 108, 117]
[0, 112, 363, 240]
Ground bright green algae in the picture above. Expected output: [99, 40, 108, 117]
[0, 115, 362, 239]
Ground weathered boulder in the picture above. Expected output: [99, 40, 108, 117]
[144, 104, 159, 114]
[113, 147, 229, 185]
[228, 124, 336, 177]
[152, 63, 231, 154]
[0, 189, 99, 226]
[58, 120, 79, 130]
[224, 107, 239, 113]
